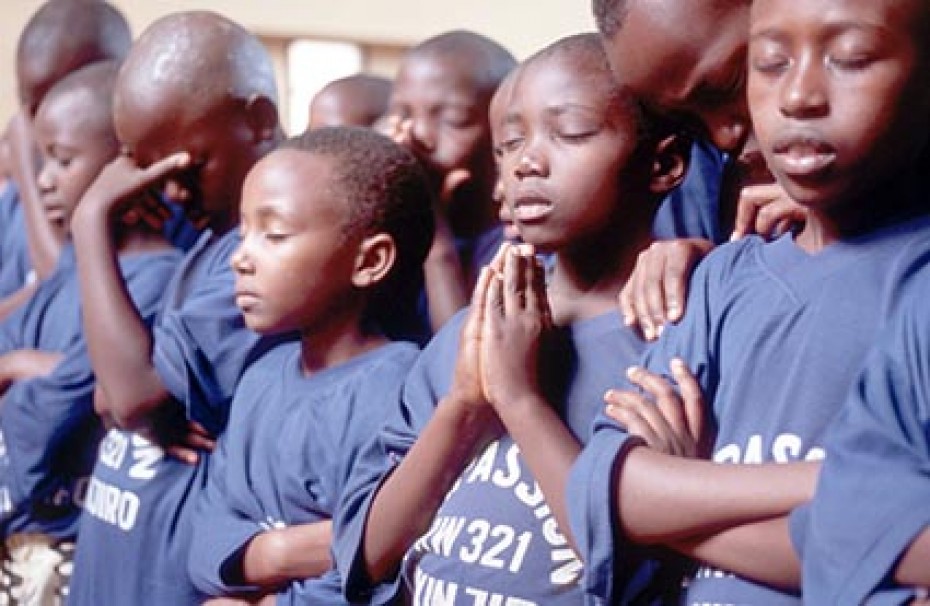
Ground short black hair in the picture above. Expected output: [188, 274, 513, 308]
[592, 0, 630, 38]
[280, 127, 436, 336]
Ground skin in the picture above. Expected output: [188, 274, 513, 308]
[71, 15, 281, 443]
[381, 44, 505, 330]
[307, 75, 391, 129]
[226, 149, 395, 594]
[12, 1, 131, 279]
[604, 0, 930, 589]
[361, 39, 688, 581]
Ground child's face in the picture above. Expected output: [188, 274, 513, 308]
[114, 93, 261, 230]
[497, 54, 640, 252]
[749, 0, 930, 210]
[602, 0, 750, 153]
[385, 51, 492, 188]
[33, 90, 117, 238]
[231, 150, 358, 335]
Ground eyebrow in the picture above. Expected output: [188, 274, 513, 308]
[751, 20, 890, 41]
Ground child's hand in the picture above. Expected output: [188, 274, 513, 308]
[604, 359, 710, 458]
[76, 152, 190, 229]
[730, 182, 807, 241]
[480, 243, 553, 411]
[165, 420, 216, 466]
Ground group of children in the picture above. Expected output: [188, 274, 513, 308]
[0, 0, 925, 604]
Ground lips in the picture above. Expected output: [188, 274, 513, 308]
[771, 134, 837, 178]
[512, 194, 554, 223]
[234, 288, 260, 311]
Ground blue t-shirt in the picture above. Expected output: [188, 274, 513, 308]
[569, 215, 930, 605]
[68, 229, 278, 606]
[652, 140, 725, 244]
[0, 184, 33, 297]
[336, 308, 655, 605]
[791, 270, 930, 605]
[188, 340, 419, 605]
[0, 245, 180, 540]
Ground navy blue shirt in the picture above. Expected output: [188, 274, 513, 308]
[188, 340, 419, 605]
[792, 270, 930, 605]
[570, 216, 930, 605]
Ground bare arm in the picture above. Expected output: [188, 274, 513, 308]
[8, 110, 63, 278]
[71, 153, 189, 429]
[0, 349, 64, 394]
[896, 527, 930, 587]
[672, 516, 800, 590]
[423, 211, 468, 331]
[0, 282, 38, 324]
[363, 265, 500, 583]
[239, 521, 333, 589]
[480, 244, 581, 551]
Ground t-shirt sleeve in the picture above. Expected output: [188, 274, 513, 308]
[796, 287, 930, 605]
[187, 429, 264, 596]
[566, 247, 726, 603]
[333, 315, 461, 604]
[151, 249, 263, 436]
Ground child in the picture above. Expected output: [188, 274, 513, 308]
[67, 11, 282, 605]
[1, 0, 132, 300]
[570, 0, 930, 603]
[792, 271, 930, 604]
[380, 30, 516, 334]
[188, 126, 434, 605]
[335, 33, 689, 604]
[307, 74, 392, 130]
[0, 61, 180, 605]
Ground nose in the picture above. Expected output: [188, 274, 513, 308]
[407, 116, 437, 153]
[513, 144, 548, 179]
[780, 54, 828, 120]
[229, 238, 253, 275]
[36, 161, 55, 195]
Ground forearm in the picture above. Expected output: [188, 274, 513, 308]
[363, 398, 497, 583]
[424, 216, 468, 331]
[72, 200, 168, 428]
[495, 394, 581, 552]
[0, 282, 38, 324]
[241, 520, 333, 588]
[0, 349, 63, 393]
[616, 447, 819, 543]
[672, 516, 800, 590]
[9, 111, 61, 277]
[896, 526, 930, 586]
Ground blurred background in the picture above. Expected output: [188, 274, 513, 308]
[0, 1, 594, 134]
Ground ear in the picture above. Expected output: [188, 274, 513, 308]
[648, 133, 692, 196]
[244, 94, 280, 144]
[352, 232, 396, 289]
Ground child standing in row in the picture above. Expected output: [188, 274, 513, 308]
[189, 126, 434, 605]
[0, 61, 180, 606]
[335, 33, 690, 604]
[570, 0, 930, 603]
[68, 11, 283, 605]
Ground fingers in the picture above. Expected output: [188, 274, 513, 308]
[627, 366, 689, 451]
[604, 389, 666, 451]
[731, 183, 807, 241]
[440, 168, 471, 206]
[659, 239, 710, 323]
[166, 445, 199, 466]
[670, 358, 707, 456]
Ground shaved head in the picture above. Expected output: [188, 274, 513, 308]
[411, 30, 516, 97]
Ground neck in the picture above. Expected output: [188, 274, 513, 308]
[298, 303, 387, 376]
[547, 211, 655, 326]
[795, 171, 927, 252]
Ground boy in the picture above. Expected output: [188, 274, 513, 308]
[67, 11, 282, 605]
[2, 0, 132, 301]
[380, 30, 516, 333]
[189, 126, 434, 605]
[335, 33, 690, 604]
[793, 271, 930, 604]
[307, 74, 392, 130]
[0, 62, 180, 605]
[570, 0, 930, 603]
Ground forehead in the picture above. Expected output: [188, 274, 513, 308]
[751, 0, 925, 35]
[244, 150, 344, 220]
[512, 52, 616, 113]
[35, 88, 105, 139]
[604, 1, 748, 108]
[393, 51, 484, 104]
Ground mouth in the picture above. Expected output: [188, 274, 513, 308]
[771, 135, 837, 178]
[512, 194, 554, 224]
[43, 203, 68, 226]
[234, 289, 260, 312]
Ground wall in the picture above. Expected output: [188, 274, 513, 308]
[0, 1, 595, 128]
